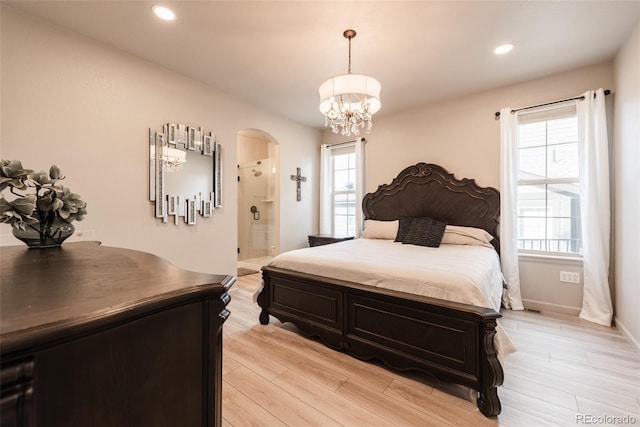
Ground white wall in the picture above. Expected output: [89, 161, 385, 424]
[613, 20, 640, 349]
[323, 62, 615, 314]
[0, 5, 320, 276]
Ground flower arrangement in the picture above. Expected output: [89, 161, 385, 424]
[0, 160, 87, 247]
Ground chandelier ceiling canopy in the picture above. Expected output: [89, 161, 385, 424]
[319, 29, 381, 137]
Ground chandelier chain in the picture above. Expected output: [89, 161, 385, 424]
[347, 34, 352, 74]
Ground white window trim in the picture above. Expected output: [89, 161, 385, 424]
[518, 250, 583, 261]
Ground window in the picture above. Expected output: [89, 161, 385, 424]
[331, 148, 357, 236]
[320, 139, 365, 237]
[516, 105, 581, 255]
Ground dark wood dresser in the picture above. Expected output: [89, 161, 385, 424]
[0, 242, 235, 427]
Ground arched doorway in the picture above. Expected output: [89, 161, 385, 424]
[237, 129, 280, 272]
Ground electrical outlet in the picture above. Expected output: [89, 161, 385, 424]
[560, 271, 580, 284]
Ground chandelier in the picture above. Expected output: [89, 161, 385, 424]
[319, 29, 381, 136]
[163, 146, 187, 172]
[153, 145, 187, 172]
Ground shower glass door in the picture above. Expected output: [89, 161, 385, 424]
[237, 158, 275, 265]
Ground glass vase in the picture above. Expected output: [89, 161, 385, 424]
[12, 217, 75, 248]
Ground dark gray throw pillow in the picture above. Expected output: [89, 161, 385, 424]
[402, 217, 447, 247]
[394, 216, 416, 242]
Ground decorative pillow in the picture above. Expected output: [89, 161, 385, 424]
[402, 217, 447, 247]
[441, 225, 494, 247]
[361, 219, 399, 240]
[394, 216, 416, 242]
[441, 233, 494, 248]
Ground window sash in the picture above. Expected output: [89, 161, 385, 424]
[329, 147, 356, 236]
[516, 105, 581, 256]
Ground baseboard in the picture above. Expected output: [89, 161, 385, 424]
[521, 299, 581, 316]
[614, 316, 640, 352]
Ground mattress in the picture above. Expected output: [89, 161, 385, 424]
[267, 238, 516, 359]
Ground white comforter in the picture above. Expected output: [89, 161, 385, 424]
[268, 238, 516, 359]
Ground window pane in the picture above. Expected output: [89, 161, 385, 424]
[547, 183, 580, 253]
[518, 216, 546, 240]
[334, 194, 350, 214]
[333, 153, 349, 170]
[516, 182, 581, 254]
[547, 217, 580, 253]
[347, 152, 356, 169]
[333, 150, 355, 191]
[334, 170, 350, 191]
[519, 122, 546, 148]
[547, 142, 579, 179]
[517, 184, 546, 217]
[346, 215, 356, 236]
[547, 117, 578, 145]
[334, 192, 356, 237]
[517, 184, 547, 250]
[547, 183, 580, 218]
[334, 215, 348, 236]
[519, 146, 546, 179]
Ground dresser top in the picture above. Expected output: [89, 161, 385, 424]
[1, 241, 234, 353]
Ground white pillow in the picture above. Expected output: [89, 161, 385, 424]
[361, 219, 399, 240]
[441, 225, 494, 248]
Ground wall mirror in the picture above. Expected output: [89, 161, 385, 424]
[149, 123, 222, 225]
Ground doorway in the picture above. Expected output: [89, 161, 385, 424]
[237, 129, 279, 272]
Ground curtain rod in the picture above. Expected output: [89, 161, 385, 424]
[324, 138, 365, 148]
[494, 89, 611, 118]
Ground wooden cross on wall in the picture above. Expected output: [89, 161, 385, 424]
[290, 167, 307, 201]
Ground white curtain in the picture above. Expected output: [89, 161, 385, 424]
[319, 139, 365, 236]
[354, 138, 366, 236]
[319, 144, 332, 234]
[499, 108, 524, 310]
[577, 88, 612, 326]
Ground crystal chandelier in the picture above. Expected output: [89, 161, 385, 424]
[158, 146, 187, 172]
[163, 146, 187, 172]
[319, 29, 381, 136]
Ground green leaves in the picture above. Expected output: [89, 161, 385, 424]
[36, 189, 63, 213]
[57, 186, 87, 221]
[30, 170, 52, 186]
[11, 195, 37, 215]
[0, 160, 33, 191]
[0, 196, 38, 230]
[0, 160, 87, 230]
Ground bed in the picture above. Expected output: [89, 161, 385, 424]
[256, 162, 509, 417]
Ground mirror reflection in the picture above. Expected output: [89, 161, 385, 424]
[149, 124, 220, 225]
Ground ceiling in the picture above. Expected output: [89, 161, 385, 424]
[6, 1, 640, 129]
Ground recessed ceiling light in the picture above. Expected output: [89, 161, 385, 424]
[494, 44, 514, 55]
[153, 5, 176, 21]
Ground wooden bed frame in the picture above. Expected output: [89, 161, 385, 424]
[256, 162, 503, 417]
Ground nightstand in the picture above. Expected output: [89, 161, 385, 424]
[308, 234, 355, 247]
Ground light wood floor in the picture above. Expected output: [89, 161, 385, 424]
[223, 273, 640, 426]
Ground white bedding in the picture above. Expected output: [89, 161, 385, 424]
[267, 238, 516, 359]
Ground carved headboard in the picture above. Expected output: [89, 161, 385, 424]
[362, 163, 501, 253]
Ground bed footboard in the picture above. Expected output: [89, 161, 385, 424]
[257, 266, 503, 417]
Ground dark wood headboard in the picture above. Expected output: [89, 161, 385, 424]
[362, 163, 501, 252]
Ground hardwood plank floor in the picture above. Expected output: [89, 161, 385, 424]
[223, 273, 640, 426]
